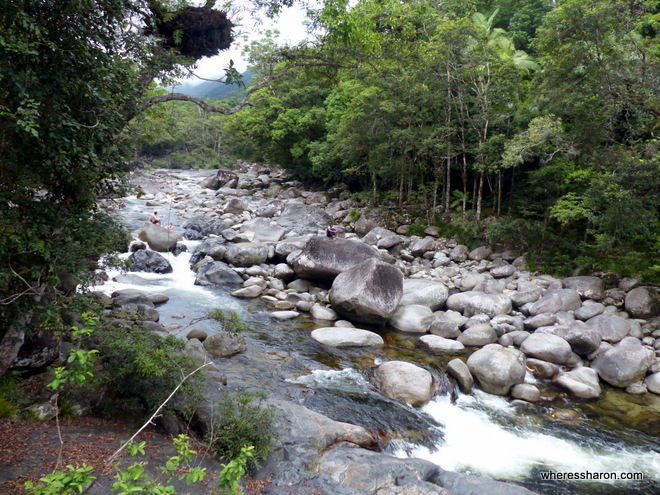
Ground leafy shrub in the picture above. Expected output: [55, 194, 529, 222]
[207, 390, 277, 468]
[406, 222, 426, 237]
[209, 309, 249, 335]
[82, 317, 205, 422]
[0, 374, 21, 418]
[347, 209, 361, 223]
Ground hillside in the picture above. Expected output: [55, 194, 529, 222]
[165, 71, 253, 100]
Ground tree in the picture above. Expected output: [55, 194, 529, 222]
[0, 0, 245, 375]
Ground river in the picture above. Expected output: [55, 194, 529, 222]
[95, 169, 660, 495]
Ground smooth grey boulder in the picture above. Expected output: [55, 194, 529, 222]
[399, 279, 449, 310]
[529, 289, 582, 316]
[446, 359, 473, 393]
[434, 469, 538, 495]
[225, 242, 269, 267]
[526, 358, 560, 379]
[274, 203, 333, 234]
[311, 327, 384, 348]
[457, 325, 497, 347]
[231, 285, 264, 298]
[194, 260, 243, 286]
[449, 245, 469, 262]
[574, 302, 605, 321]
[203, 332, 247, 358]
[466, 344, 526, 395]
[128, 249, 173, 274]
[310, 304, 338, 321]
[181, 215, 230, 240]
[644, 373, 660, 394]
[552, 367, 601, 399]
[585, 313, 631, 343]
[373, 361, 433, 407]
[459, 273, 486, 292]
[200, 168, 238, 190]
[561, 276, 605, 301]
[290, 236, 378, 283]
[137, 222, 181, 252]
[511, 383, 540, 402]
[111, 288, 156, 308]
[519, 332, 573, 364]
[564, 321, 602, 355]
[469, 246, 492, 261]
[241, 217, 286, 242]
[188, 237, 227, 267]
[409, 236, 437, 257]
[420, 335, 465, 354]
[428, 311, 463, 339]
[275, 235, 311, 258]
[362, 227, 397, 246]
[523, 313, 556, 330]
[490, 264, 516, 278]
[389, 304, 433, 333]
[591, 337, 655, 388]
[329, 258, 403, 325]
[625, 286, 660, 319]
[446, 291, 512, 318]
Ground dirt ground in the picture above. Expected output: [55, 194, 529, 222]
[0, 416, 268, 495]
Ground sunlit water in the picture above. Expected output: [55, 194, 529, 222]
[95, 170, 660, 495]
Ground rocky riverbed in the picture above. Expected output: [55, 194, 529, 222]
[97, 163, 660, 495]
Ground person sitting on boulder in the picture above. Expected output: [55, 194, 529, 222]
[326, 225, 337, 240]
[150, 211, 161, 225]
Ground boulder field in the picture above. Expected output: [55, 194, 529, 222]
[101, 165, 660, 495]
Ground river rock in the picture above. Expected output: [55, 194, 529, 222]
[644, 373, 660, 394]
[435, 469, 538, 495]
[111, 288, 155, 308]
[519, 332, 572, 364]
[181, 215, 230, 240]
[574, 302, 605, 321]
[389, 305, 433, 333]
[449, 245, 469, 262]
[329, 258, 403, 325]
[290, 236, 378, 283]
[457, 325, 497, 347]
[137, 222, 181, 252]
[203, 332, 247, 358]
[362, 227, 396, 246]
[511, 383, 540, 402]
[373, 361, 433, 407]
[564, 321, 601, 355]
[428, 312, 463, 339]
[458, 273, 486, 291]
[128, 249, 172, 274]
[274, 203, 333, 234]
[490, 263, 516, 278]
[420, 335, 465, 354]
[585, 313, 631, 343]
[466, 344, 526, 395]
[528, 289, 582, 316]
[310, 304, 338, 321]
[591, 337, 655, 388]
[241, 217, 286, 242]
[446, 291, 512, 318]
[200, 168, 238, 190]
[446, 359, 473, 393]
[275, 235, 311, 258]
[561, 276, 605, 301]
[231, 285, 264, 298]
[523, 313, 556, 330]
[225, 242, 269, 267]
[469, 246, 492, 261]
[311, 327, 384, 348]
[195, 260, 243, 286]
[409, 236, 437, 257]
[625, 286, 660, 319]
[399, 279, 449, 310]
[552, 367, 601, 399]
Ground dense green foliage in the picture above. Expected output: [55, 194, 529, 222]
[208, 389, 277, 468]
[208, 0, 659, 278]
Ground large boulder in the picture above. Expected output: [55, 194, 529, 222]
[446, 291, 512, 318]
[137, 222, 181, 252]
[200, 168, 239, 190]
[563, 321, 602, 356]
[310, 327, 384, 348]
[241, 217, 286, 243]
[552, 368, 601, 399]
[519, 332, 573, 364]
[466, 344, 526, 395]
[290, 236, 379, 283]
[128, 249, 172, 274]
[181, 215, 230, 240]
[194, 261, 243, 286]
[188, 237, 227, 267]
[372, 361, 433, 407]
[625, 286, 660, 319]
[528, 289, 582, 316]
[585, 313, 632, 343]
[203, 332, 247, 358]
[591, 337, 655, 388]
[225, 242, 270, 267]
[420, 335, 465, 354]
[275, 235, 311, 258]
[329, 258, 403, 325]
[274, 204, 333, 234]
[399, 279, 449, 311]
[561, 276, 605, 301]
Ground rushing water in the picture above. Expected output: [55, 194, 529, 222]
[96, 170, 660, 495]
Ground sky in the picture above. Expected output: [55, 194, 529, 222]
[182, 1, 316, 83]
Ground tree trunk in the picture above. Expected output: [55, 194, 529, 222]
[476, 172, 484, 220]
